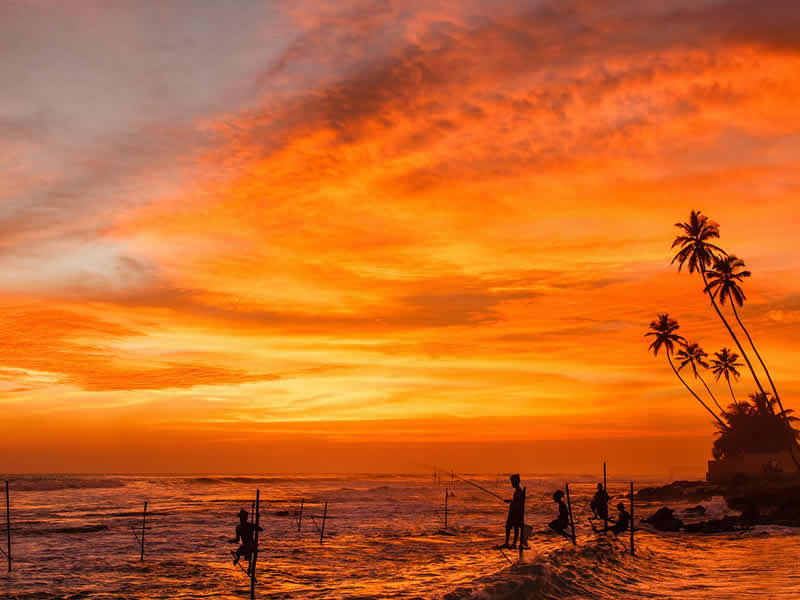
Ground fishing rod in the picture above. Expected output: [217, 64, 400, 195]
[418, 462, 506, 502]
[449, 472, 506, 502]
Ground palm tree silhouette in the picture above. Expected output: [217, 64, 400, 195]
[671, 210, 726, 273]
[671, 211, 768, 400]
[710, 348, 743, 405]
[675, 342, 725, 416]
[705, 255, 783, 410]
[706, 255, 800, 467]
[646, 314, 727, 428]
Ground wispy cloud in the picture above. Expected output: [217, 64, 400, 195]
[1, 0, 799, 471]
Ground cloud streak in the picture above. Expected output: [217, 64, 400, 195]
[1, 0, 800, 471]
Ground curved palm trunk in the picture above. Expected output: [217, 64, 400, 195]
[725, 376, 736, 405]
[730, 302, 800, 468]
[697, 372, 725, 417]
[731, 302, 782, 407]
[668, 354, 728, 429]
[700, 269, 768, 398]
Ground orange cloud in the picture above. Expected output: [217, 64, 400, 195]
[2, 0, 800, 473]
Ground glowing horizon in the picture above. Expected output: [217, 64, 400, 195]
[2, 1, 799, 474]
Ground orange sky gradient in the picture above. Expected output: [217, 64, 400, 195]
[1, 1, 799, 476]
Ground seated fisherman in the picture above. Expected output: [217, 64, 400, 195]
[609, 502, 630, 535]
[230, 508, 263, 568]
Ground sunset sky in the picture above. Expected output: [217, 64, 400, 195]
[1, 1, 799, 475]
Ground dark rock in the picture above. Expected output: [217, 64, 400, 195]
[683, 515, 739, 534]
[685, 505, 706, 516]
[724, 480, 800, 513]
[763, 503, 800, 527]
[643, 506, 684, 531]
[644, 507, 674, 522]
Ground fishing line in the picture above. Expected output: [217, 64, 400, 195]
[449, 473, 506, 502]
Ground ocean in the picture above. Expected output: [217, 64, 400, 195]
[1, 474, 798, 599]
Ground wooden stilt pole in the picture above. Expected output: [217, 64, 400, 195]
[320, 502, 327, 544]
[565, 483, 576, 546]
[140, 501, 147, 561]
[519, 486, 527, 558]
[250, 489, 260, 600]
[298, 498, 304, 532]
[603, 462, 608, 531]
[444, 488, 448, 528]
[630, 482, 635, 556]
[5, 481, 10, 572]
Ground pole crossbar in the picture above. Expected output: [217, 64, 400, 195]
[498, 548, 513, 565]
[310, 516, 322, 534]
[611, 531, 630, 553]
[129, 502, 148, 561]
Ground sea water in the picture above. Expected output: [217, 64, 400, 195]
[1, 474, 798, 599]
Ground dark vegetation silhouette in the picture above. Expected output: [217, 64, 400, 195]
[649, 210, 800, 465]
[713, 393, 800, 460]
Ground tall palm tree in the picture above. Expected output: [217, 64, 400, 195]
[710, 348, 743, 405]
[646, 314, 727, 428]
[676, 342, 725, 416]
[706, 255, 800, 468]
[671, 211, 768, 401]
[705, 255, 783, 413]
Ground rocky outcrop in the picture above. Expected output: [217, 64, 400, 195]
[639, 476, 800, 533]
[636, 481, 722, 502]
[639, 477, 800, 525]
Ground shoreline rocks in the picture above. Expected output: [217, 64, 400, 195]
[638, 475, 800, 532]
[635, 480, 723, 503]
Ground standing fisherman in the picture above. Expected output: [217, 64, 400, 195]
[501, 474, 525, 549]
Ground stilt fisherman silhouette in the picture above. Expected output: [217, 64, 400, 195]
[501, 474, 526, 549]
[230, 508, 262, 571]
